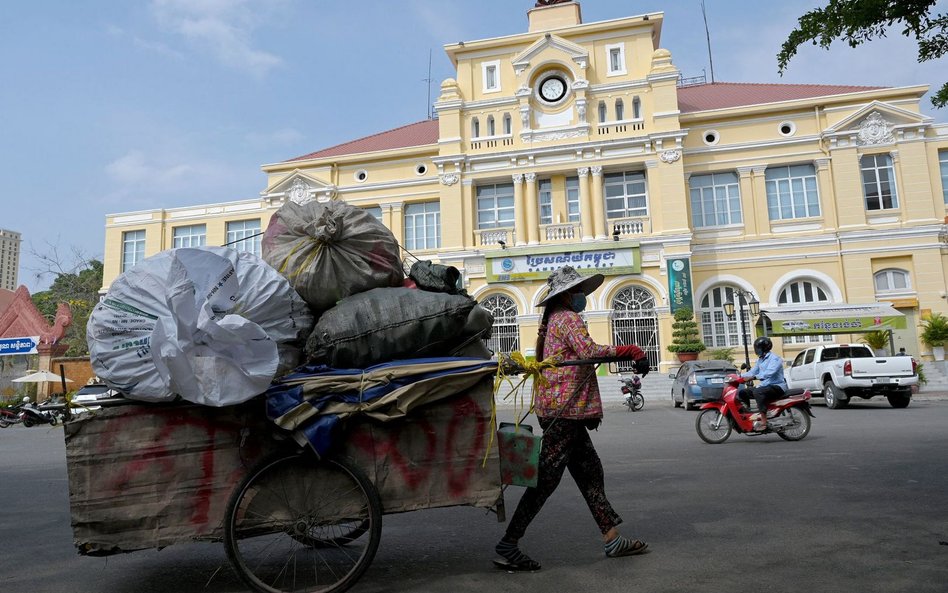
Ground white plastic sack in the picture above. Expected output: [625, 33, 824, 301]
[87, 247, 314, 406]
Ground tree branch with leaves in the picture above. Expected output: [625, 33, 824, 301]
[778, 0, 947, 108]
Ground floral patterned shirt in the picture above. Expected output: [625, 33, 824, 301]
[534, 307, 616, 420]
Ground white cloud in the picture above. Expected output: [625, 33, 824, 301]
[107, 23, 185, 59]
[150, 0, 283, 78]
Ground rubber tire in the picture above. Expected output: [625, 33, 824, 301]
[0, 420, 9, 428]
[683, 392, 694, 411]
[631, 393, 645, 411]
[696, 409, 732, 444]
[225, 450, 382, 593]
[776, 407, 811, 441]
[823, 382, 848, 409]
[49, 415, 58, 426]
[672, 391, 681, 408]
[23, 418, 34, 428]
[887, 391, 911, 408]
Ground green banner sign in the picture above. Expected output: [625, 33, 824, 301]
[667, 257, 693, 313]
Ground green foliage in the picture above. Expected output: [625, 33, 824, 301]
[30, 259, 103, 357]
[706, 347, 736, 364]
[860, 330, 891, 350]
[915, 362, 928, 385]
[778, 0, 948, 108]
[919, 312, 948, 347]
[668, 307, 707, 353]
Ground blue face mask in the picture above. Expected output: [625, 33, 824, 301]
[570, 293, 587, 313]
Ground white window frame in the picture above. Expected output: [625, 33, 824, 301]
[538, 179, 553, 225]
[604, 170, 648, 219]
[860, 153, 899, 211]
[404, 202, 441, 251]
[487, 115, 495, 136]
[364, 206, 383, 221]
[874, 269, 911, 293]
[566, 176, 581, 223]
[471, 117, 480, 138]
[226, 219, 261, 256]
[605, 42, 626, 76]
[700, 286, 750, 348]
[121, 230, 145, 273]
[476, 183, 515, 230]
[689, 172, 743, 229]
[777, 279, 834, 344]
[482, 60, 501, 94]
[598, 100, 607, 123]
[632, 96, 642, 120]
[765, 164, 821, 221]
[615, 98, 624, 121]
[172, 224, 206, 248]
[503, 113, 512, 135]
[939, 149, 948, 204]
[480, 294, 520, 355]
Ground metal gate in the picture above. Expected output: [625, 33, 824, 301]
[611, 286, 660, 372]
[479, 294, 520, 356]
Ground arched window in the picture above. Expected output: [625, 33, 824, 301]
[699, 285, 752, 348]
[480, 294, 519, 355]
[632, 96, 641, 119]
[472, 117, 480, 138]
[874, 269, 911, 293]
[598, 101, 607, 123]
[503, 113, 512, 135]
[777, 279, 833, 344]
[612, 286, 659, 371]
[615, 98, 625, 121]
[487, 115, 495, 136]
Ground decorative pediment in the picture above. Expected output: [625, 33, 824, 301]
[822, 101, 932, 148]
[261, 170, 336, 204]
[512, 33, 589, 75]
[0, 287, 72, 345]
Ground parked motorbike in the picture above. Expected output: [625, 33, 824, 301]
[18, 397, 61, 427]
[619, 375, 645, 412]
[0, 402, 24, 428]
[695, 374, 813, 444]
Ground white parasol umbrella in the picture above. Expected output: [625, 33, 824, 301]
[12, 370, 74, 383]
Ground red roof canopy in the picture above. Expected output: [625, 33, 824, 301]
[677, 82, 884, 113]
[284, 83, 886, 162]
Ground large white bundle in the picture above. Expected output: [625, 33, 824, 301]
[87, 247, 314, 406]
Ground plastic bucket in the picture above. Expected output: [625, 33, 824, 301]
[497, 422, 542, 487]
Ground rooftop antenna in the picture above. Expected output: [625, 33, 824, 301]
[700, 0, 716, 83]
[423, 48, 434, 119]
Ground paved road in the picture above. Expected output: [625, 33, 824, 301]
[1, 399, 947, 593]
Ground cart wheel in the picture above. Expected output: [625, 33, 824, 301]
[225, 450, 382, 593]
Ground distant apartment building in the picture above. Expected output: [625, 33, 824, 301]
[0, 229, 21, 291]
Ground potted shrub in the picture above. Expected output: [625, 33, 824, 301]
[667, 307, 706, 362]
[860, 330, 890, 356]
[919, 312, 948, 361]
[706, 347, 736, 364]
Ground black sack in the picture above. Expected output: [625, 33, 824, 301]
[408, 261, 463, 295]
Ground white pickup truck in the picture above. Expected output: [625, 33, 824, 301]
[785, 344, 917, 409]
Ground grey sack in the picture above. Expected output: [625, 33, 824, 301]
[306, 288, 478, 368]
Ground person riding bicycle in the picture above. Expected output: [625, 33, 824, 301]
[739, 337, 787, 430]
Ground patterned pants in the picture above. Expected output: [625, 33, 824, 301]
[504, 417, 622, 539]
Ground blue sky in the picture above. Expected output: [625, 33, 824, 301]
[1, 0, 945, 293]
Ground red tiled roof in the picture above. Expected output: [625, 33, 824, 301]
[0, 289, 13, 316]
[284, 83, 887, 161]
[677, 82, 885, 113]
[287, 119, 439, 162]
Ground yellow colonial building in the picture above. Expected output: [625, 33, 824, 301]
[103, 1, 948, 372]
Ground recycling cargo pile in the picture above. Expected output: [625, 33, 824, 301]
[87, 199, 495, 408]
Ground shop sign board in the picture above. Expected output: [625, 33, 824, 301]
[485, 242, 640, 283]
[667, 257, 693, 313]
[0, 336, 39, 356]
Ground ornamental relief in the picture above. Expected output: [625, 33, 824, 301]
[439, 173, 459, 186]
[856, 112, 895, 146]
[659, 149, 681, 164]
[288, 178, 312, 205]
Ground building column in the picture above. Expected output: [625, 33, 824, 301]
[513, 174, 527, 246]
[389, 202, 404, 247]
[814, 158, 837, 229]
[578, 167, 594, 241]
[461, 179, 474, 249]
[525, 172, 539, 245]
[751, 165, 769, 237]
[737, 167, 757, 236]
[381, 203, 394, 231]
[644, 159, 661, 234]
[591, 166, 606, 239]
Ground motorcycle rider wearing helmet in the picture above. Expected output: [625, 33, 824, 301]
[739, 337, 787, 430]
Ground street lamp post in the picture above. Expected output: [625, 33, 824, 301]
[723, 289, 761, 369]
